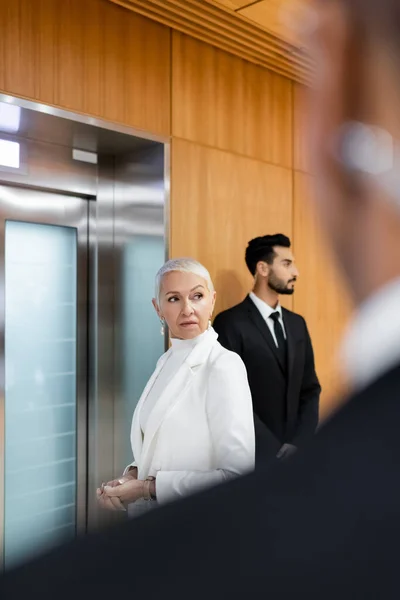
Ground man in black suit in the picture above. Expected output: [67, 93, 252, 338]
[3, 0, 400, 597]
[213, 233, 320, 464]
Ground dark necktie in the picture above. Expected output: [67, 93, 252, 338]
[270, 311, 287, 369]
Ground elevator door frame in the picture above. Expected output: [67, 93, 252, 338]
[0, 183, 89, 567]
[0, 92, 170, 537]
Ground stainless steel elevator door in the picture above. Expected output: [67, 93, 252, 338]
[0, 184, 88, 569]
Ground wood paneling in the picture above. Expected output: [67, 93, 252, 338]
[3, 0, 36, 100]
[170, 138, 294, 315]
[0, 0, 171, 136]
[57, 0, 86, 112]
[82, 0, 103, 117]
[36, 0, 57, 106]
[172, 32, 293, 168]
[109, 0, 312, 84]
[293, 82, 311, 173]
[0, 0, 348, 419]
[293, 172, 353, 418]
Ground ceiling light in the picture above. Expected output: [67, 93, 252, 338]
[0, 103, 21, 133]
[72, 149, 97, 164]
[0, 140, 20, 169]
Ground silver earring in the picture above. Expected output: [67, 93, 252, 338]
[160, 319, 165, 336]
[208, 319, 212, 330]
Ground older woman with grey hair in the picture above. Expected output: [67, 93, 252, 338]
[97, 257, 255, 517]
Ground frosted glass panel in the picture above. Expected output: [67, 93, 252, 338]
[122, 235, 164, 464]
[4, 221, 77, 568]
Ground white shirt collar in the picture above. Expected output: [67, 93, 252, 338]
[340, 276, 400, 391]
[170, 326, 215, 353]
[249, 291, 282, 320]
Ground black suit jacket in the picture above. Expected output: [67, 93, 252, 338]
[2, 364, 400, 598]
[213, 296, 321, 459]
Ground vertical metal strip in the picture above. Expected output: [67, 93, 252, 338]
[76, 200, 89, 536]
[164, 142, 171, 351]
[87, 157, 116, 531]
[0, 213, 5, 569]
[112, 145, 168, 477]
[87, 198, 97, 532]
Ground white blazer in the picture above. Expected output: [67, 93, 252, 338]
[126, 328, 255, 505]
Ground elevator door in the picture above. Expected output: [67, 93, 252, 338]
[0, 184, 88, 569]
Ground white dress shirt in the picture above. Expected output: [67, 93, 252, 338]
[340, 276, 400, 392]
[249, 291, 286, 347]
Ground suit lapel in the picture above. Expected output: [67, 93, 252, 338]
[138, 328, 219, 477]
[245, 296, 285, 374]
[282, 308, 296, 381]
[131, 350, 171, 467]
[282, 308, 304, 426]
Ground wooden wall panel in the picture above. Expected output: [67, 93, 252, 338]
[170, 138, 294, 316]
[0, 0, 349, 418]
[293, 172, 353, 418]
[293, 82, 311, 173]
[36, 0, 57, 106]
[99, 0, 126, 123]
[83, 0, 103, 117]
[172, 31, 293, 168]
[0, 0, 171, 136]
[56, 0, 86, 112]
[3, 0, 36, 100]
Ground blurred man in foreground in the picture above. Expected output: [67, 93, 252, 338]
[2, 0, 400, 596]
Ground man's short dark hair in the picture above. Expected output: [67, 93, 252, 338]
[245, 234, 291, 276]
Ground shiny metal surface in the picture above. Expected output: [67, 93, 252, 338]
[88, 143, 168, 529]
[163, 141, 171, 351]
[0, 94, 169, 147]
[88, 145, 167, 529]
[0, 134, 96, 197]
[114, 145, 165, 475]
[112, 146, 166, 477]
[87, 156, 116, 530]
[0, 93, 170, 536]
[87, 197, 98, 531]
[0, 184, 88, 567]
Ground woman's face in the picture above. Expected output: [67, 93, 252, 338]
[153, 270, 216, 340]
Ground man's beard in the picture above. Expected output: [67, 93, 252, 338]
[268, 272, 296, 295]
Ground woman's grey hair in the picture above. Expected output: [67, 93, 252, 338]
[155, 258, 214, 303]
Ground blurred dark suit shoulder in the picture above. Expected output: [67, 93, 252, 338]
[2, 363, 400, 598]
